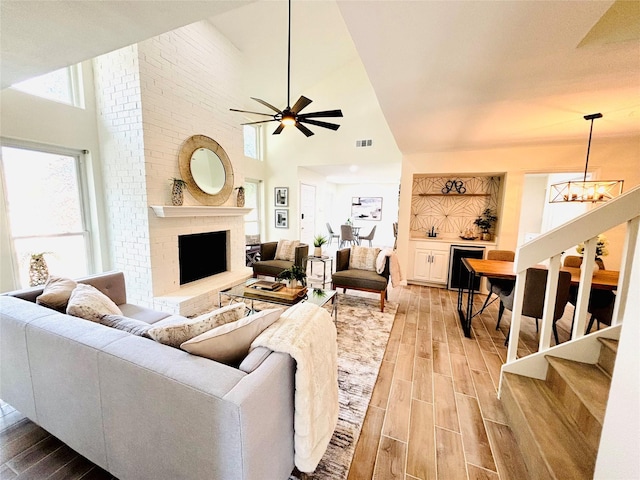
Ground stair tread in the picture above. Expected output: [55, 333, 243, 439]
[503, 372, 596, 479]
[598, 337, 618, 353]
[546, 356, 611, 425]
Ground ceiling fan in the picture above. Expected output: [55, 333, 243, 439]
[230, 0, 343, 137]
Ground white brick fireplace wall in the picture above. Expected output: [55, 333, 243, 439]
[94, 21, 251, 315]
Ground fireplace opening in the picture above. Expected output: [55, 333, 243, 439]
[179, 231, 227, 285]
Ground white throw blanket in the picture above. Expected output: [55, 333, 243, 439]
[376, 247, 403, 287]
[251, 302, 338, 473]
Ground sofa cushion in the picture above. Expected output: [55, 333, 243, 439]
[349, 246, 380, 272]
[99, 314, 153, 338]
[147, 302, 246, 348]
[275, 240, 299, 262]
[331, 268, 388, 291]
[66, 283, 122, 322]
[36, 276, 77, 312]
[181, 308, 283, 365]
[118, 303, 171, 324]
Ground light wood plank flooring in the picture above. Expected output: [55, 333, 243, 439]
[1, 284, 580, 480]
[347, 284, 579, 480]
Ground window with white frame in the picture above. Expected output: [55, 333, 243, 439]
[1, 143, 93, 287]
[244, 180, 261, 239]
[11, 64, 84, 108]
[243, 124, 261, 160]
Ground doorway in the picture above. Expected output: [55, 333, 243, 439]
[299, 183, 316, 246]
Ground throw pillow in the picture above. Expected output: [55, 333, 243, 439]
[100, 314, 153, 338]
[66, 283, 122, 322]
[349, 246, 381, 272]
[275, 239, 299, 262]
[36, 276, 77, 312]
[180, 308, 283, 365]
[147, 302, 246, 348]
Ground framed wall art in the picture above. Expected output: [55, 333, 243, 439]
[275, 209, 289, 228]
[351, 197, 383, 221]
[274, 187, 289, 207]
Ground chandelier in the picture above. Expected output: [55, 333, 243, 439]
[549, 113, 624, 203]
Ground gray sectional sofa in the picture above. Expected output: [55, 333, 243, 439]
[0, 272, 296, 480]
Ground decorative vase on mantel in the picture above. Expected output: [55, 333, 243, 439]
[236, 186, 245, 207]
[29, 253, 49, 287]
[171, 178, 186, 206]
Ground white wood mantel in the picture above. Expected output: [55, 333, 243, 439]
[150, 205, 253, 218]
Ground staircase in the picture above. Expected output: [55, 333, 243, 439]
[501, 338, 618, 479]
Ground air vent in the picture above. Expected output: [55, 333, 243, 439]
[355, 139, 373, 148]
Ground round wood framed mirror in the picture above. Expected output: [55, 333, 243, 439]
[178, 135, 234, 206]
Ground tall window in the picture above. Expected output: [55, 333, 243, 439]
[11, 64, 84, 108]
[243, 125, 261, 160]
[244, 180, 261, 239]
[1, 144, 92, 287]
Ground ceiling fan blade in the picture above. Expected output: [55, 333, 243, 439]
[242, 119, 277, 125]
[295, 122, 315, 137]
[298, 118, 340, 131]
[272, 123, 285, 135]
[230, 108, 274, 117]
[298, 109, 343, 119]
[251, 97, 282, 113]
[291, 96, 312, 114]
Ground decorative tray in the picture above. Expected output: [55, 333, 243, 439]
[459, 236, 478, 240]
[243, 285, 308, 304]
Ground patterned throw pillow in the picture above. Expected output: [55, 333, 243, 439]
[349, 246, 381, 272]
[147, 302, 246, 348]
[181, 308, 283, 365]
[100, 314, 153, 338]
[66, 283, 122, 322]
[36, 276, 77, 312]
[275, 239, 300, 262]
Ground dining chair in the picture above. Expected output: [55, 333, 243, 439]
[498, 268, 572, 345]
[326, 223, 340, 245]
[479, 249, 515, 316]
[340, 225, 358, 248]
[586, 292, 616, 333]
[358, 226, 376, 246]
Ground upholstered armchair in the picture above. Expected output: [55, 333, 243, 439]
[252, 241, 309, 279]
[331, 247, 390, 312]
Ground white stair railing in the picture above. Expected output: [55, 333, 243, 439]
[505, 185, 640, 364]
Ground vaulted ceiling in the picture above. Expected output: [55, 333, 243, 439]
[2, 0, 639, 156]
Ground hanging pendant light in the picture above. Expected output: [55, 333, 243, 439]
[549, 113, 624, 203]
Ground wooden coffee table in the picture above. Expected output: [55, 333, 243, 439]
[219, 279, 338, 320]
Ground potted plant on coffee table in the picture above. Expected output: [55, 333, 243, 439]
[474, 208, 498, 241]
[277, 265, 307, 289]
[313, 234, 328, 257]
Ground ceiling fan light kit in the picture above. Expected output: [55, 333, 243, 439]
[549, 113, 624, 203]
[230, 0, 343, 137]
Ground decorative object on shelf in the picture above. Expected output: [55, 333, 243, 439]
[275, 187, 288, 206]
[549, 113, 624, 203]
[576, 234, 609, 273]
[441, 179, 466, 194]
[275, 209, 289, 228]
[313, 234, 328, 257]
[28, 252, 50, 287]
[277, 264, 307, 289]
[229, 0, 343, 137]
[473, 208, 498, 241]
[460, 228, 478, 240]
[170, 178, 187, 206]
[235, 186, 245, 207]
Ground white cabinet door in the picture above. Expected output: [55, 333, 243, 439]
[413, 248, 432, 280]
[429, 250, 449, 283]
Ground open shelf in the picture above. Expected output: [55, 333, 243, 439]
[415, 193, 491, 197]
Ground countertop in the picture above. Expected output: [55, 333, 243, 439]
[409, 232, 497, 246]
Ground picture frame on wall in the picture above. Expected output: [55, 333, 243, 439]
[275, 209, 289, 228]
[351, 197, 383, 221]
[275, 187, 288, 207]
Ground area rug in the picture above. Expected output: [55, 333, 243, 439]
[290, 292, 398, 480]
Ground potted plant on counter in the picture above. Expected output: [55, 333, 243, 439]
[474, 208, 498, 241]
[313, 234, 328, 257]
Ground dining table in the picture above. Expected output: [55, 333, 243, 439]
[456, 258, 619, 338]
